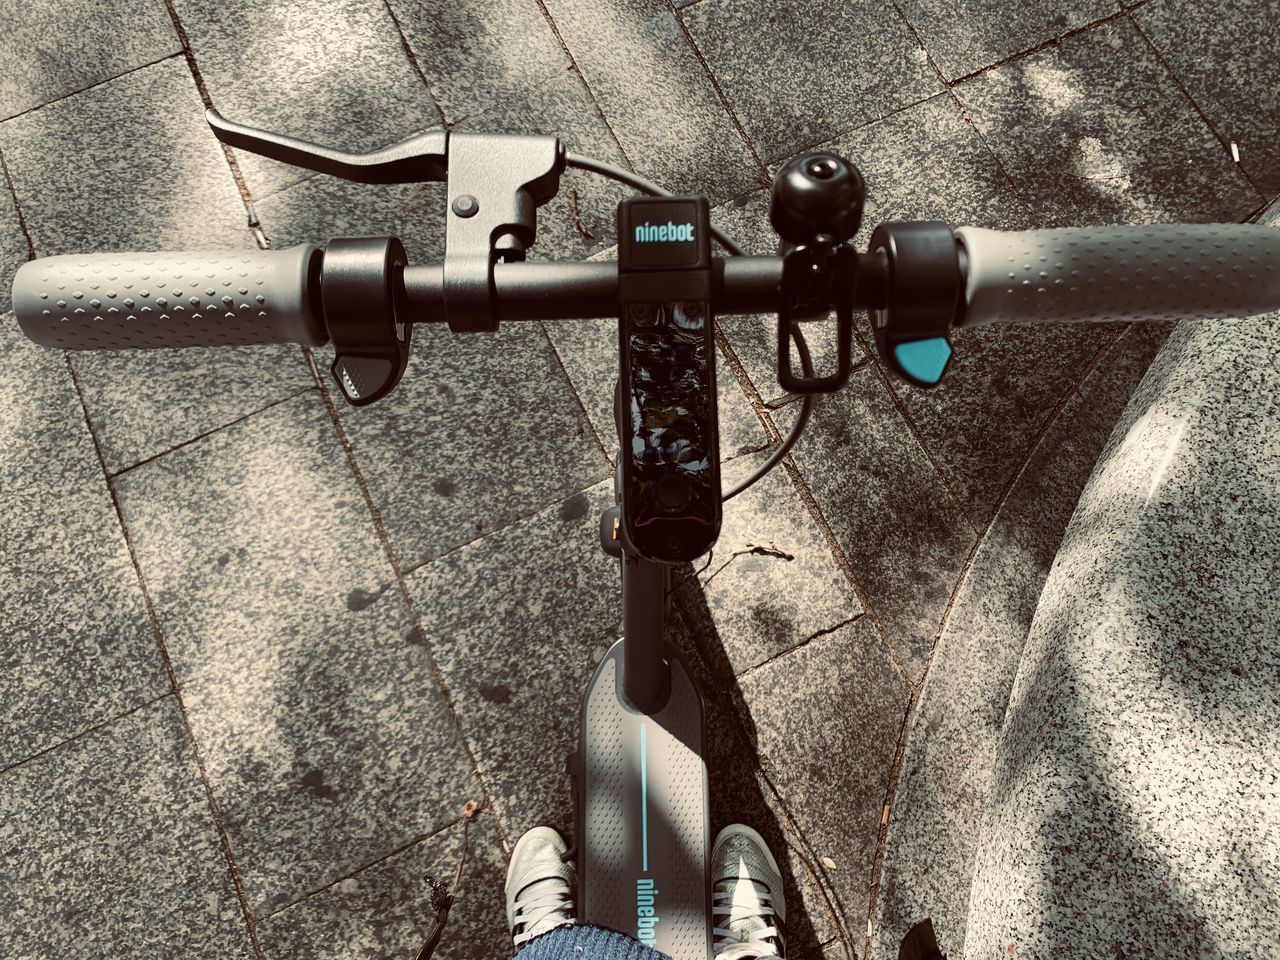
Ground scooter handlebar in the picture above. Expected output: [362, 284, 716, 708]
[955, 223, 1280, 327]
[10, 244, 326, 350]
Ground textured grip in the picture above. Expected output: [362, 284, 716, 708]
[11, 244, 326, 349]
[956, 224, 1280, 326]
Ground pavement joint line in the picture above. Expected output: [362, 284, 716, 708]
[908, 321, 1131, 688]
[377, 0, 448, 129]
[62, 353, 268, 960]
[731, 614, 865, 685]
[531, 0, 639, 176]
[761, 91, 951, 169]
[0, 52, 185, 126]
[862, 685, 920, 960]
[537, 318, 614, 465]
[663, 0, 773, 188]
[850, 327, 982, 540]
[302, 344, 504, 846]
[396, 477, 612, 580]
[776, 453, 914, 687]
[255, 806, 478, 922]
[884, 0, 1039, 226]
[105, 386, 316, 479]
[0, 692, 175, 778]
[1124, 6, 1269, 203]
[942, 5, 1139, 87]
[0, 147, 35, 262]
[710, 322, 908, 683]
[159, 0, 256, 209]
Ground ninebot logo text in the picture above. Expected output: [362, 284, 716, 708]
[634, 220, 695, 243]
[636, 878, 661, 945]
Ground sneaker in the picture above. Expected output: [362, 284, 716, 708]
[710, 824, 786, 959]
[505, 826, 576, 948]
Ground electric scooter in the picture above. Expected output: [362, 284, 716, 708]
[12, 113, 1280, 960]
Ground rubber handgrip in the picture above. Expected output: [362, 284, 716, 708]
[956, 224, 1280, 326]
[11, 244, 326, 349]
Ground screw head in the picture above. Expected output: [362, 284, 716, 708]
[452, 195, 480, 218]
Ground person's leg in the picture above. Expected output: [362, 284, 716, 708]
[506, 823, 789, 960]
[507, 826, 671, 959]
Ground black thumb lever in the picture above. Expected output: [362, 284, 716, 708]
[206, 108, 447, 184]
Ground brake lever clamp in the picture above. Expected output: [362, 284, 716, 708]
[769, 151, 865, 394]
[207, 110, 567, 340]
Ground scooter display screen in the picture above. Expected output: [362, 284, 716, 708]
[621, 298, 718, 561]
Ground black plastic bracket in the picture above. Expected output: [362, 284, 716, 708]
[321, 237, 411, 406]
[442, 133, 565, 333]
[777, 241, 856, 393]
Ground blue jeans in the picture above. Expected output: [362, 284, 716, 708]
[513, 923, 671, 960]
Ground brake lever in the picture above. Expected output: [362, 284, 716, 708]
[206, 108, 447, 184]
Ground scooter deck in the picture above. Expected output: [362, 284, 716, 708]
[577, 639, 710, 959]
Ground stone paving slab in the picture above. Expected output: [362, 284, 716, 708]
[112, 393, 478, 915]
[955, 17, 1261, 227]
[0, 697, 255, 959]
[894, 0, 1117, 81]
[0, 0, 180, 120]
[682, 0, 940, 162]
[1133, 0, 1280, 197]
[540, 0, 765, 202]
[0, 313, 168, 769]
[171, 0, 442, 200]
[323, 320, 610, 574]
[385, 0, 571, 127]
[791, 366, 977, 674]
[734, 618, 910, 938]
[256, 811, 510, 960]
[0, 58, 317, 471]
[870, 320, 1170, 957]
[406, 480, 619, 837]
[676, 449, 863, 676]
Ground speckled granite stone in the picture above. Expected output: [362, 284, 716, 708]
[384, 0, 571, 126]
[255, 174, 448, 265]
[0, 314, 168, 768]
[540, 0, 764, 202]
[955, 18, 1260, 227]
[0, 0, 180, 119]
[323, 320, 608, 573]
[1134, 0, 1280, 197]
[257, 812, 510, 960]
[0, 59, 249, 254]
[895, 0, 1115, 81]
[790, 366, 977, 673]
[0, 170, 27, 313]
[71, 347, 316, 473]
[170, 0, 441, 200]
[964, 318, 1280, 957]
[736, 619, 910, 927]
[406, 480, 618, 836]
[870, 322, 1170, 958]
[675, 450, 863, 675]
[681, 0, 939, 162]
[112, 394, 477, 914]
[0, 697, 254, 958]
[0, 59, 312, 472]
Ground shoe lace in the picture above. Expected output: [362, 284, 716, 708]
[511, 880, 574, 947]
[711, 879, 782, 958]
